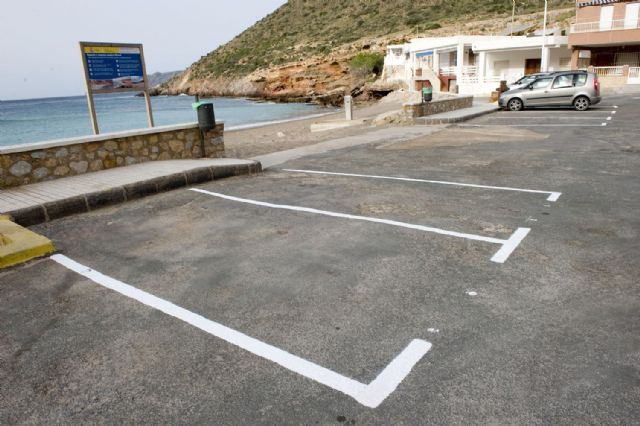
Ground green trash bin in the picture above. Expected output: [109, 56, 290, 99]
[192, 101, 216, 131]
[421, 83, 433, 103]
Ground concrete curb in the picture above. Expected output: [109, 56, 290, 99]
[416, 106, 500, 125]
[0, 216, 56, 269]
[7, 161, 262, 227]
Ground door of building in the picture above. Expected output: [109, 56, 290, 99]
[600, 6, 614, 31]
[525, 58, 541, 75]
[624, 3, 640, 29]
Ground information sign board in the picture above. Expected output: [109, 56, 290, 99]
[79, 42, 154, 134]
[83, 46, 145, 93]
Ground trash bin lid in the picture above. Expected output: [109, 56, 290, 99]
[192, 101, 210, 111]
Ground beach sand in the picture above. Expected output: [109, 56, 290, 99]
[224, 96, 410, 159]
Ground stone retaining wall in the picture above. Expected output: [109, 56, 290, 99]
[0, 123, 224, 188]
[403, 95, 474, 119]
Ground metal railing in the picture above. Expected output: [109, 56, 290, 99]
[439, 66, 478, 78]
[462, 66, 477, 76]
[571, 18, 640, 33]
[593, 66, 625, 77]
[439, 66, 457, 76]
[629, 67, 640, 84]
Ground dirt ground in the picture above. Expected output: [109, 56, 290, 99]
[223, 96, 411, 159]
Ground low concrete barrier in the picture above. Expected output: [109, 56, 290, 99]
[0, 123, 224, 188]
[403, 95, 473, 119]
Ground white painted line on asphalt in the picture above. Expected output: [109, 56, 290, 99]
[490, 228, 531, 263]
[487, 116, 610, 120]
[459, 124, 607, 128]
[282, 169, 563, 202]
[50, 254, 431, 408]
[607, 117, 612, 121]
[190, 188, 531, 263]
[602, 123, 607, 126]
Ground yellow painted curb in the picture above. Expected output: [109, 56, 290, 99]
[0, 216, 56, 269]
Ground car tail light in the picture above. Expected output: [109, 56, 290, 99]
[594, 76, 598, 91]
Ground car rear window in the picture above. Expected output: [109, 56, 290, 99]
[574, 73, 587, 87]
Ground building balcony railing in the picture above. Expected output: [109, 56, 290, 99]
[593, 66, 625, 76]
[571, 19, 640, 34]
[439, 66, 457, 76]
[438, 66, 477, 77]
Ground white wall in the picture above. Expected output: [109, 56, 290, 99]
[486, 50, 536, 81]
[385, 49, 406, 66]
[549, 48, 572, 72]
[484, 47, 571, 82]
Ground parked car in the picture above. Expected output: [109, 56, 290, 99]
[508, 72, 555, 90]
[499, 71, 601, 111]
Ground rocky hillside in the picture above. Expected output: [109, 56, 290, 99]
[148, 71, 181, 88]
[156, 0, 575, 104]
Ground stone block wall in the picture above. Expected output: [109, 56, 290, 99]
[0, 123, 224, 188]
[403, 95, 474, 119]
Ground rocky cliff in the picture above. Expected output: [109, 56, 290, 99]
[155, 0, 575, 104]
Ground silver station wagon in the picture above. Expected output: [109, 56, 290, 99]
[499, 71, 601, 111]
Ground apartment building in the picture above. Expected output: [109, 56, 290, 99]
[382, 35, 571, 95]
[569, 0, 640, 83]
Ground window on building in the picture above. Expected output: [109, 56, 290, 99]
[559, 57, 571, 70]
[615, 52, 640, 67]
[493, 60, 510, 77]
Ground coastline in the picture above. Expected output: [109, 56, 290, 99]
[224, 97, 405, 159]
[0, 95, 406, 160]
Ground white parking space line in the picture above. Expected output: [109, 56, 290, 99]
[488, 116, 610, 120]
[50, 254, 432, 409]
[190, 188, 531, 263]
[281, 169, 562, 202]
[460, 124, 607, 128]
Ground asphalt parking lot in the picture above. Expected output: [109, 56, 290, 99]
[463, 101, 620, 128]
[1, 94, 639, 425]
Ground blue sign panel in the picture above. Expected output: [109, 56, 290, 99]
[83, 46, 145, 92]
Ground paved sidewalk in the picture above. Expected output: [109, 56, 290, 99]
[1, 124, 451, 225]
[416, 102, 500, 125]
[252, 125, 442, 169]
[0, 158, 260, 226]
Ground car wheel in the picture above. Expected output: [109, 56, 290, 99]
[574, 96, 590, 111]
[508, 98, 523, 112]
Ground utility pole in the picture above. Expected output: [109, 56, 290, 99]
[541, 0, 548, 72]
[511, 0, 516, 37]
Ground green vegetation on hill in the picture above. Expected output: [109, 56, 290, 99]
[350, 52, 385, 79]
[188, 0, 573, 80]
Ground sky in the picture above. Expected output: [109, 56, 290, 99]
[0, 0, 287, 100]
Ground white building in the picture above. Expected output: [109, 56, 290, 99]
[382, 35, 572, 95]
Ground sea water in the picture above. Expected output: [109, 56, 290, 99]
[0, 94, 332, 146]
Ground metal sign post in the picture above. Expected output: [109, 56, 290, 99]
[79, 41, 154, 135]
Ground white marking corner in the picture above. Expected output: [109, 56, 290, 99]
[490, 227, 531, 263]
[546, 192, 562, 202]
[50, 254, 431, 409]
